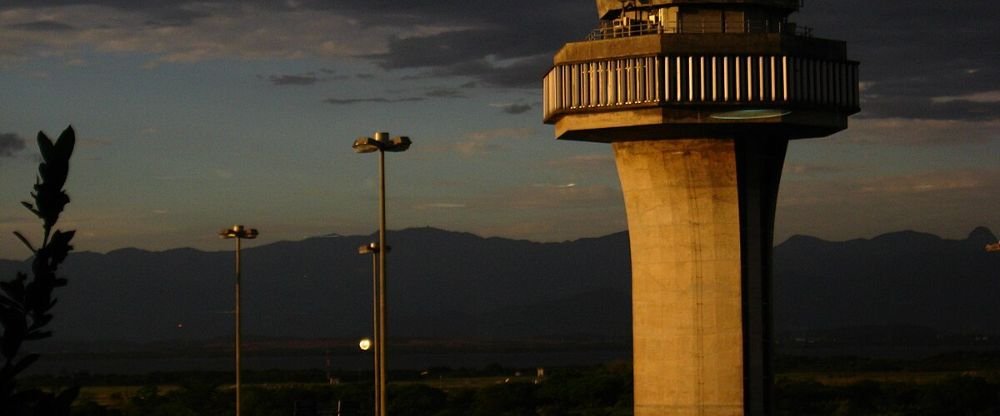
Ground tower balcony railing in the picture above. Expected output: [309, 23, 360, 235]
[586, 20, 812, 41]
[543, 54, 859, 122]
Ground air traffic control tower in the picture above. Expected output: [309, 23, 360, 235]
[543, 1, 858, 415]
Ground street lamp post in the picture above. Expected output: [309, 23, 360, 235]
[357, 242, 381, 413]
[353, 132, 411, 416]
[220, 224, 258, 416]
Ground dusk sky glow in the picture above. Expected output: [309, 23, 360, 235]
[1, 0, 997, 259]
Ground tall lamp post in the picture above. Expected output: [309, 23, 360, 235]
[358, 241, 387, 413]
[357, 242, 379, 412]
[220, 224, 258, 416]
[353, 132, 411, 416]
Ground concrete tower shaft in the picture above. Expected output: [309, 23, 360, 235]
[543, 1, 857, 415]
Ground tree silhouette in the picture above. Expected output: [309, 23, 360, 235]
[0, 126, 78, 415]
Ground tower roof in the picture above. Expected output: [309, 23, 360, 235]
[596, 0, 801, 20]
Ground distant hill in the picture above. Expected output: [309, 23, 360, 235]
[773, 226, 1000, 334]
[0, 227, 631, 342]
[0, 227, 997, 344]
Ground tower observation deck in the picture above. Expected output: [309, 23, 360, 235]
[545, 0, 858, 142]
[543, 1, 858, 415]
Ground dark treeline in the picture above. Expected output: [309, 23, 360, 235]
[20, 353, 1000, 415]
[29, 363, 634, 416]
[773, 353, 1000, 415]
[776, 376, 1000, 416]
[775, 351, 1000, 373]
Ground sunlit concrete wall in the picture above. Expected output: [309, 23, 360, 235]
[613, 138, 785, 415]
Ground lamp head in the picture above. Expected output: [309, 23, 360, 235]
[352, 137, 381, 153]
[357, 242, 378, 254]
[385, 136, 411, 152]
[357, 242, 390, 254]
[352, 133, 412, 153]
[220, 224, 258, 239]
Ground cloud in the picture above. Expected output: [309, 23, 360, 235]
[780, 168, 998, 206]
[446, 183, 624, 220]
[776, 167, 1000, 241]
[267, 73, 320, 86]
[797, 0, 999, 122]
[856, 96, 1000, 122]
[421, 53, 554, 88]
[0, 132, 26, 157]
[841, 118, 1000, 146]
[533, 183, 576, 189]
[856, 170, 987, 195]
[451, 128, 534, 156]
[323, 97, 425, 105]
[783, 163, 849, 177]
[453, 139, 501, 156]
[323, 87, 469, 105]
[4, 0, 993, 106]
[497, 183, 621, 210]
[546, 154, 616, 173]
[466, 128, 534, 141]
[352, 0, 590, 88]
[497, 103, 533, 115]
[932, 90, 1000, 104]
[424, 88, 465, 98]
[77, 137, 114, 149]
[418, 127, 536, 156]
[263, 70, 352, 86]
[405, 181, 627, 242]
[0, 4, 388, 65]
[414, 202, 467, 210]
[0, 1, 593, 87]
[6, 20, 77, 31]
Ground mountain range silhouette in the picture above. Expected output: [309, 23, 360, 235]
[1, 227, 997, 344]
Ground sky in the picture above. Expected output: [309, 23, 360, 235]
[0, 0, 997, 259]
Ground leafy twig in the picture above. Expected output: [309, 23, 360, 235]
[0, 126, 78, 415]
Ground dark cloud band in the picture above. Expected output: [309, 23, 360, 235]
[798, 0, 998, 121]
[0, 133, 26, 157]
